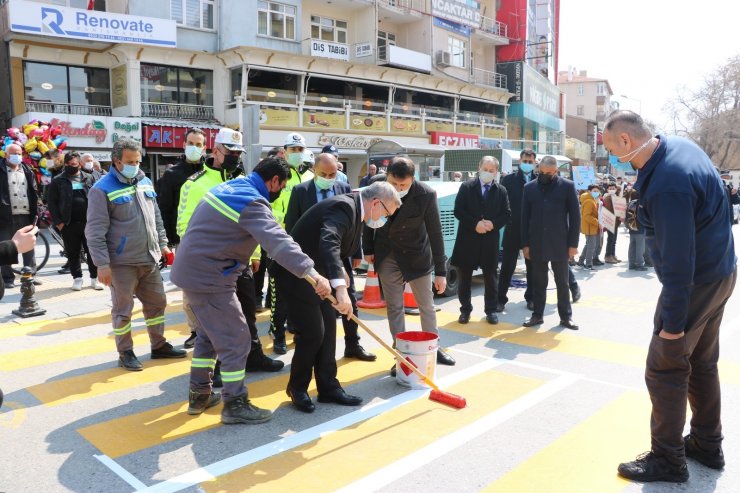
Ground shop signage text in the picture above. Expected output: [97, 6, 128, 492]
[433, 16, 471, 37]
[429, 131, 480, 148]
[431, 0, 481, 28]
[310, 40, 349, 61]
[495, 61, 560, 118]
[318, 135, 382, 149]
[144, 126, 220, 149]
[15, 113, 142, 148]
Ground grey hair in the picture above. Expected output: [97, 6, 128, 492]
[604, 110, 652, 139]
[361, 181, 402, 209]
[479, 155, 499, 168]
[539, 156, 558, 168]
[81, 153, 94, 161]
[111, 138, 142, 161]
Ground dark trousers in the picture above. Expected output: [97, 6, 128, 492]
[458, 264, 498, 315]
[530, 259, 571, 320]
[646, 269, 736, 464]
[498, 242, 532, 304]
[568, 265, 578, 291]
[606, 229, 617, 257]
[1, 214, 35, 282]
[235, 270, 261, 349]
[61, 221, 97, 279]
[269, 273, 290, 336]
[341, 257, 360, 346]
[253, 248, 269, 303]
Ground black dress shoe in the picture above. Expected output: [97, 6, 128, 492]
[560, 319, 579, 330]
[272, 336, 287, 355]
[571, 285, 582, 303]
[486, 313, 499, 325]
[246, 347, 285, 372]
[389, 364, 397, 377]
[526, 301, 535, 311]
[286, 388, 315, 413]
[118, 350, 143, 371]
[495, 303, 505, 313]
[523, 315, 544, 327]
[437, 348, 456, 366]
[183, 332, 197, 349]
[317, 388, 363, 406]
[592, 259, 605, 266]
[151, 342, 187, 359]
[344, 344, 377, 361]
[458, 313, 470, 324]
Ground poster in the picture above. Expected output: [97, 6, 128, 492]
[351, 115, 387, 132]
[389, 117, 422, 134]
[259, 107, 299, 127]
[572, 166, 596, 190]
[600, 207, 616, 234]
[303, 110, 345, 129]
[612, 196, 627, 219]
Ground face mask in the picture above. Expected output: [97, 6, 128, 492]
[65, 165, 79, 175]
[185, 145, 203, 162]
[479, 171, 495, 184]
[315, 176, 335, 190]
[520, 163, 534, 173]
[286, 152, 303, 168]
[120, 163, 140, 179]
[607, 189, 617, 195]
[591, 191, 600, 199]
[82, 162, 94, 171]
[366, 202, 388, 229]
[7, 154, 22, 166]
[221, 153, 241, 173]
[397, 189, 409, 199]
[538, 173, 554, 185]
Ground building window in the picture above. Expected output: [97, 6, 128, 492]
[597, 82, 606, 95]
[448, 36, 467, 68]
[140, 63, 213, 107]
[258, 1, 296, 40]
[577, 84, 584, 96]
[377, 30, 396, 60]
[23, 61, 110, 108]
[50, 0, 105, 9]
[171, 0, 215, 30]
[311, 16, 347, 43]
[576, 105, 584, 116]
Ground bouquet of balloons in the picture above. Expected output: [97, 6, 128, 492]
[1, 119, 68, 183]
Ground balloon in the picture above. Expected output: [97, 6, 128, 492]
[29, 151, 42, 160]
[41, 168, 51, 177]
[46, 139, 56, 150]
[6, 128, 20, 139]
[0, 150, 4, 158]
[24, 138, 38, 153]
[16, 133, 27, 145]
[23, 123, 39, 136]
[37, 141, 49, 154]
[31, 128, 44, 138]
[39, 157, 47, 168]
[58, 141, 67, 151]
[51, 127, 62, 138]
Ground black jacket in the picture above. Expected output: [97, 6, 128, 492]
[0, 159, 38, 223]
[155, 157, 204, 244]
[46, 171, 96, 226]
[521, 175, 580, 262]
[0, 239, 18, 265]
[363, 179, 446, 280]
[285, 180, 352, 234]
[499, 170, 532, 249]
[450, 178, 511, 270]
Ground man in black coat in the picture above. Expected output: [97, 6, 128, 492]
[285, 153, 376, 362]
[450, 156, 511, 325]
[363, 157, 456, 371]
[275, 181, 401, 413]
[521, 156, 580, 330]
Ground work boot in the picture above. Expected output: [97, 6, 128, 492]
[246, 344, 284, 372]
[221, 395, 273, 425]
[118, 350, 143, 371]
[684, 434, 725, 470]
[187, 389, 221, 415]
[617, 451, 688, 483]
[269, 327, 288, 355]
[151, 342, 187, 359]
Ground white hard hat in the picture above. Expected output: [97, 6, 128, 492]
[284, 132, 306, 148]
[214, 127, 245, 151]
[302, 149, 315, 164]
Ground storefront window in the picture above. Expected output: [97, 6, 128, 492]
[23, 61, 110, 110]
[244, 69, 298, 105]
[140, 64, 213, 107]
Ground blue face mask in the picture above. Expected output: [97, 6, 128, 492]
[520, 163, 534, 173]
[120, 163, 140, 179]
[366, 202, 388, 229]
[611, 160, 634, 173]
[590, 191, 600, 199]
[315, 176, 335, 190]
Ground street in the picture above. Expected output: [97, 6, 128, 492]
[1, 227, 739, 493]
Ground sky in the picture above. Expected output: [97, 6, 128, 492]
[558, 0, 740, 132]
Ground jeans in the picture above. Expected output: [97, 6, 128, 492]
[606, 229, 617, 257]
[628, 232, 646, 268]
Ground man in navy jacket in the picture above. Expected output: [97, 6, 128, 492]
[604, 111, 737, 484]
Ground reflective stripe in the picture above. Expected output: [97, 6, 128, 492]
[145, 316, 165, 326]
[204, 192, 240, 223]
[137, 185, 154, 193]
[191, 358, 217, 369]
[107, 187, 136, 201]
[176, 182, 192, 237]
[113, 323, 132, 336]
[220, 369, 245, 382]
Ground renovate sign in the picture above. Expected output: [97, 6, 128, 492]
[431, 0, 482, 28]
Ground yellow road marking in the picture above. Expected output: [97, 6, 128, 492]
[200, 370, 543, 492]
[485, 391, 651, 493]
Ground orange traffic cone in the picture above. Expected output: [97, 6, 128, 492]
[357, 264, 386, 309]
[403, 283, 420, 315]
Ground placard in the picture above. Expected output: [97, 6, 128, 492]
[600, 207, 616, 234]
[612, 196, 627, 219]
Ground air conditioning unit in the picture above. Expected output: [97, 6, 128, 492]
[435, 50, 451, 67]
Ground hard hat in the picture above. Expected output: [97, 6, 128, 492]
[302, 149, 315, 164]
[214, 127, 245, 151]
[284, 132, 306, 148]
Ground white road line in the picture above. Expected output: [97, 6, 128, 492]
[334, 373, 580, 493]
[94, 455, 148, 491]
[130, 358, 503, 493]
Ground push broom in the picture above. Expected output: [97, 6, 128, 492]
[305, 276, 467, 409]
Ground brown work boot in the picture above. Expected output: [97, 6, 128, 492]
[187, 389, 221, 415]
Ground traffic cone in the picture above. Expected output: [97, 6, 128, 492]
[403, 283, 420, 315]
[357, 263, 386, 309]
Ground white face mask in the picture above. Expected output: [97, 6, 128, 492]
[83, 162, 94, 171]
[397, 188, 409, 199]
[185, 145, 203, 162]
[479, 171, 495, 184]
[7, 154, 22, 166]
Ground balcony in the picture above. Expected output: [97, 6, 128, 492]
[141, 102, 214, 121]
[25, 101, 112, 116]
[472, 15, 510, 46]
[471, 68, 507, 91]
[377, 0, 426, 24]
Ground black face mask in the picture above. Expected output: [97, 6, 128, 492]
[538, 173, 554, 185]
[222, 154, 241, 173]
[65, 165, 79, 175]
[268, 190, 282, 203]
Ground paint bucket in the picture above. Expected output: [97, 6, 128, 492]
[395, 331, 438, 389]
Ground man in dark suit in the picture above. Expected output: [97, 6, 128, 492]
[363, 157, 456, 373]
[276, 181, 401, 413]
[497, 148, 537, 312]
[285, 153, 376, 362]
[521, 156, 580, 330]
[451, 156, 511, 325]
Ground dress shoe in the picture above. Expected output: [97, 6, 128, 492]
[4, 280, 16, 289]
[286, 388, 315, 413]
[486, 313, 498, 325]
[523, 315, 544, 327]
[221, 395, 273, 424]
[183, 332, 197, 349]
[605, 255, 620, 264]
[317, 388, 363, 406]
[630, 266, 648, 271]
[118, 350, 143, 371]
[187, 389, 222, 415]
[617, 451, 688, 483]
[246, 346, 285, 372]
[560, 319, 579, 330]
[526, 300, 535, 311]
[272, 336, 287, 355]
[344, 344, 377, 361]
[571, 285, 582, 303]
[458, 313, 470, 324]
[151, 342, 187, 359]
[592, 259, 605, 266]
[437, 348, 456, 366]
[58, 265, 70, 274]
[684, 434, 725, 470]
[495, 302, 505, 313]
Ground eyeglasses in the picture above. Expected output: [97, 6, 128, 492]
[377, 200, 392, 218]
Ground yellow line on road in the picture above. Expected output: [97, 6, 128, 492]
[484, 391, 651, 493]
[200, 370, 543, 492]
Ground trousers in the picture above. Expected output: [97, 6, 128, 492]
[1, 214, 35, 282]
[458, 264, 498, 315]
[498, 244, 533, 305]
[530, 259, 572, 320]
[61, 221, 97, 279]
[110, 263, 166, 353]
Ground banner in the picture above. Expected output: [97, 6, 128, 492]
[600, 207, 616, 234]
[572, 166, 596, 190]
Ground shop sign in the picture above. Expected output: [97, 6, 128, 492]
[431, 0, 481, 28]
[355, 42, 373, 58]
[310, 40, 349, 61]
[303, 110, 345, 129]
[16, 113, 142, 148]
[496, 61, 560, 118]
[318, 135, 383, 149]
[144, 126, 219, 149]
[433, 17, 470, 37]
[429, 131, 479, 148]
[259, 107, 299, 127]
[389, 117, 422, 134]
[8, 0, 177, 47]
[351, 115, 387, 132]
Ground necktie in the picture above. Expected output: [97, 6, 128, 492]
[483, 184, 490, 199]
[320, 189, 329, 201]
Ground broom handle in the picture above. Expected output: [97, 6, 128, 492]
[305, 275, 440, 391]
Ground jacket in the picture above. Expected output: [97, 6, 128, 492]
[285, 180, 352, 234]
[155, 157, 204, 244]
[362, 179, 446, 280]
[176, 160, 232, 238]
[46, 171, 96, 226]
[499, 170, 532, 249]
[170, 172, 314, 293]
[0, 159, 38, 223]
[0, 239, 18, 265]
[635, 134, 736, 333]
[450, 177, 511, 270]
[579, 192, 599, 235]
[85, 168, 168, 269]
[271, 166, 313, 228]
[521, 175, 580, 262]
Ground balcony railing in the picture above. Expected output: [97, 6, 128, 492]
[471, 68, 507, 90]
[479, 15, 508, 38]
[141, 102, 214, 120]
[25, 101, 112, 116]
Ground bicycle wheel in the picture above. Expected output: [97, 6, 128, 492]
[12, 230, 50, 275]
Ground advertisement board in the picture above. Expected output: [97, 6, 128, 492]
[431, 0, 481, 28]
[16, 113, 142, 148]
[429, 131, 480, 148]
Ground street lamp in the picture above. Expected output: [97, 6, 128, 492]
[619, 94, 642, 114]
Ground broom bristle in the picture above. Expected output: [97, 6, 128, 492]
[429, 389, 467, 409]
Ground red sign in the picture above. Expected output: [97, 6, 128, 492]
[51, 118, 107, 144]
[143, 125, 219, 149]
[429, 131, 480, 148]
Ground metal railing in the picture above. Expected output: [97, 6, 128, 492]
[25, 101, 112, 116]
[479, 15, 508, 38]
[471, 68, 507, 90]
[141, 102, 214, 120]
